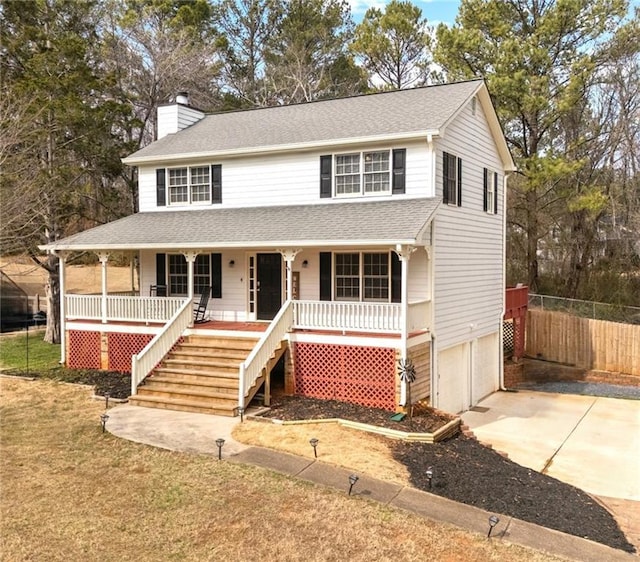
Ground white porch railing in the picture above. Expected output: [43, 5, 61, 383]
[293, 300, 403, 333]
[407, 299, 431, 332]
[130, 297, 193, 395]
[66, 295, 185, 323]
[238, 300, 294, 410]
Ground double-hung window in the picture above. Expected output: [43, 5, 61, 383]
[484, 168, 498, 214]
[168, 166, 211, 205]
[166, 254, 221, 297]
[334, 252, 390, 302]
[335, 151, 391, 197]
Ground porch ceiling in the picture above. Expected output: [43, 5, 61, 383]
[41, 198, 440, 252]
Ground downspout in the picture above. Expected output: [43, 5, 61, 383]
[499, 172, 512, 391]
[427, 134, 439, 409]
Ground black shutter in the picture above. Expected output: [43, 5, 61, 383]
[391, 252, 402, 303]
[392, 148, 406, 194]
[457, 157, 462, 207]
[319, 252, 332, 301]
[211, 253, 222, 298]
[156, 169, 166, 207]
[442, 152, 449, 204]
[483, 168, 488, 212]
[494, 172, 499, 214]
[211, 164, 222, 204]
[320, 155, 332, 198]
[156, 253, 166, 296]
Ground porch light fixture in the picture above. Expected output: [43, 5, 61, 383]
[215, 438, 225, 460]
[348, 474, 359, 495]
[100, 413, 109, 433]
[302, 260, 309, 268]
[426, 466, 433, 489]
[228, 260, 235, 268]
[309, 438, 319, 458]
[487, 515, 500, 538]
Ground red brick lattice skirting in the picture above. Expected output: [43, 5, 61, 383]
[108, 333, 154, 373]
[68, 331, 101, 370]
[293, 343, 396, 410]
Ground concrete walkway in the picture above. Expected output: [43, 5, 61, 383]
[462, 390, 640, 553]
[105, 403, 636, 561]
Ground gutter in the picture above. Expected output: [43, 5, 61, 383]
[499, 171, 513, 391]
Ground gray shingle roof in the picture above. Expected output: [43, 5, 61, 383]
[43, 198, 440, 251]
[125, 80, 483, 163]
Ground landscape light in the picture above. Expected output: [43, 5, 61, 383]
[237, 406, 244, 422]
[488, 515, 500, 538]
[426, 466, 433, 490]
[100, 413, 109, 433]
[348, 474, 359, 496]
[104, 392, 110, 410]
[215, 438, 225, 460]
[309, 438, 319, 458]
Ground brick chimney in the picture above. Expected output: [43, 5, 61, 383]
[157, 92, 205, 140]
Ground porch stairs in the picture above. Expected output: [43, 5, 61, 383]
[129, 334, 286, 416]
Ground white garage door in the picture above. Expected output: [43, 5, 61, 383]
[437, 343, 469, 414]
[472, 332, 499, 404]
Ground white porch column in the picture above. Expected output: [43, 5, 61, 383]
[97, 252, 109, 323]
[277, 248, 302, 300]
[56, 251, 68, 365]
[182, 251, 199, 300]
[395, 244, 415, 406]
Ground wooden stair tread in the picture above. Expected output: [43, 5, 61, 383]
[129, 395, 236, 414]
[147, 376, 238, 389]
[154, 367, 239, 379]
[138, 385, 236, 400]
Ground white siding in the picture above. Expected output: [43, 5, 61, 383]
[138, 140, 433, 213]
[433, 99, 505, 351]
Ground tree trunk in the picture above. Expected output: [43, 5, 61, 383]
[44, 253, 61, 344]
[525, 188, 539, 291]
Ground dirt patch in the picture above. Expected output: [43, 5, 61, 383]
[260, 395, 635, 554]
[261, 395, 454, 433]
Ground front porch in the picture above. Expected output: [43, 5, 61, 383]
[64, 295, 432, 415]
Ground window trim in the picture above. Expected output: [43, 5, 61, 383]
[165, 253, 221, 297]
[334, 150, 392, 198]
[333, 251, 391, 302]
[166, 165, 212, 206]
[484, 168, 498, 215]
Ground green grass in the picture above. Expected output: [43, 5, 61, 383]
[0, 331, 60, 371]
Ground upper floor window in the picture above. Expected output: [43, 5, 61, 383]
[169, 166, 210, 205]
[156, 165, 222, 207]
[442, 151, 462, 207]
[320, 149, 405, 199]
[335, 151, 391, 197]
[484, 168, 498, 214]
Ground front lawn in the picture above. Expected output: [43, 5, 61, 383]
[0, 331, 60, 371]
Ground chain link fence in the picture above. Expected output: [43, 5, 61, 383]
[529, 293, 640, 325]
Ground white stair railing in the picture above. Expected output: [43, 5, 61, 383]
[292, 300, 402, 332]
[238, 300, 293, 410]
[130, 298, 193, 396]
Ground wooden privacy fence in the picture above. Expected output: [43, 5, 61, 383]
[526, 309, 640, 376]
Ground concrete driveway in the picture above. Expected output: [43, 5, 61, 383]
[462, 390, 640, 551]
[461, 390, 640, 501]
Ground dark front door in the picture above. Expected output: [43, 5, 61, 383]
[257, 253, 282, 320]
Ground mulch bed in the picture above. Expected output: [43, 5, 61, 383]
[262, 395, 635, 554]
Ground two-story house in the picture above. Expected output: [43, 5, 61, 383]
[42, 79, 516, 415]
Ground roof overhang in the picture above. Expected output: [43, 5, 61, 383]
[40, 198, 441, 253]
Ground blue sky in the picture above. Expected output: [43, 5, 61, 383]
[348, 1, 461, 27]
[349, 0, 639, 28]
